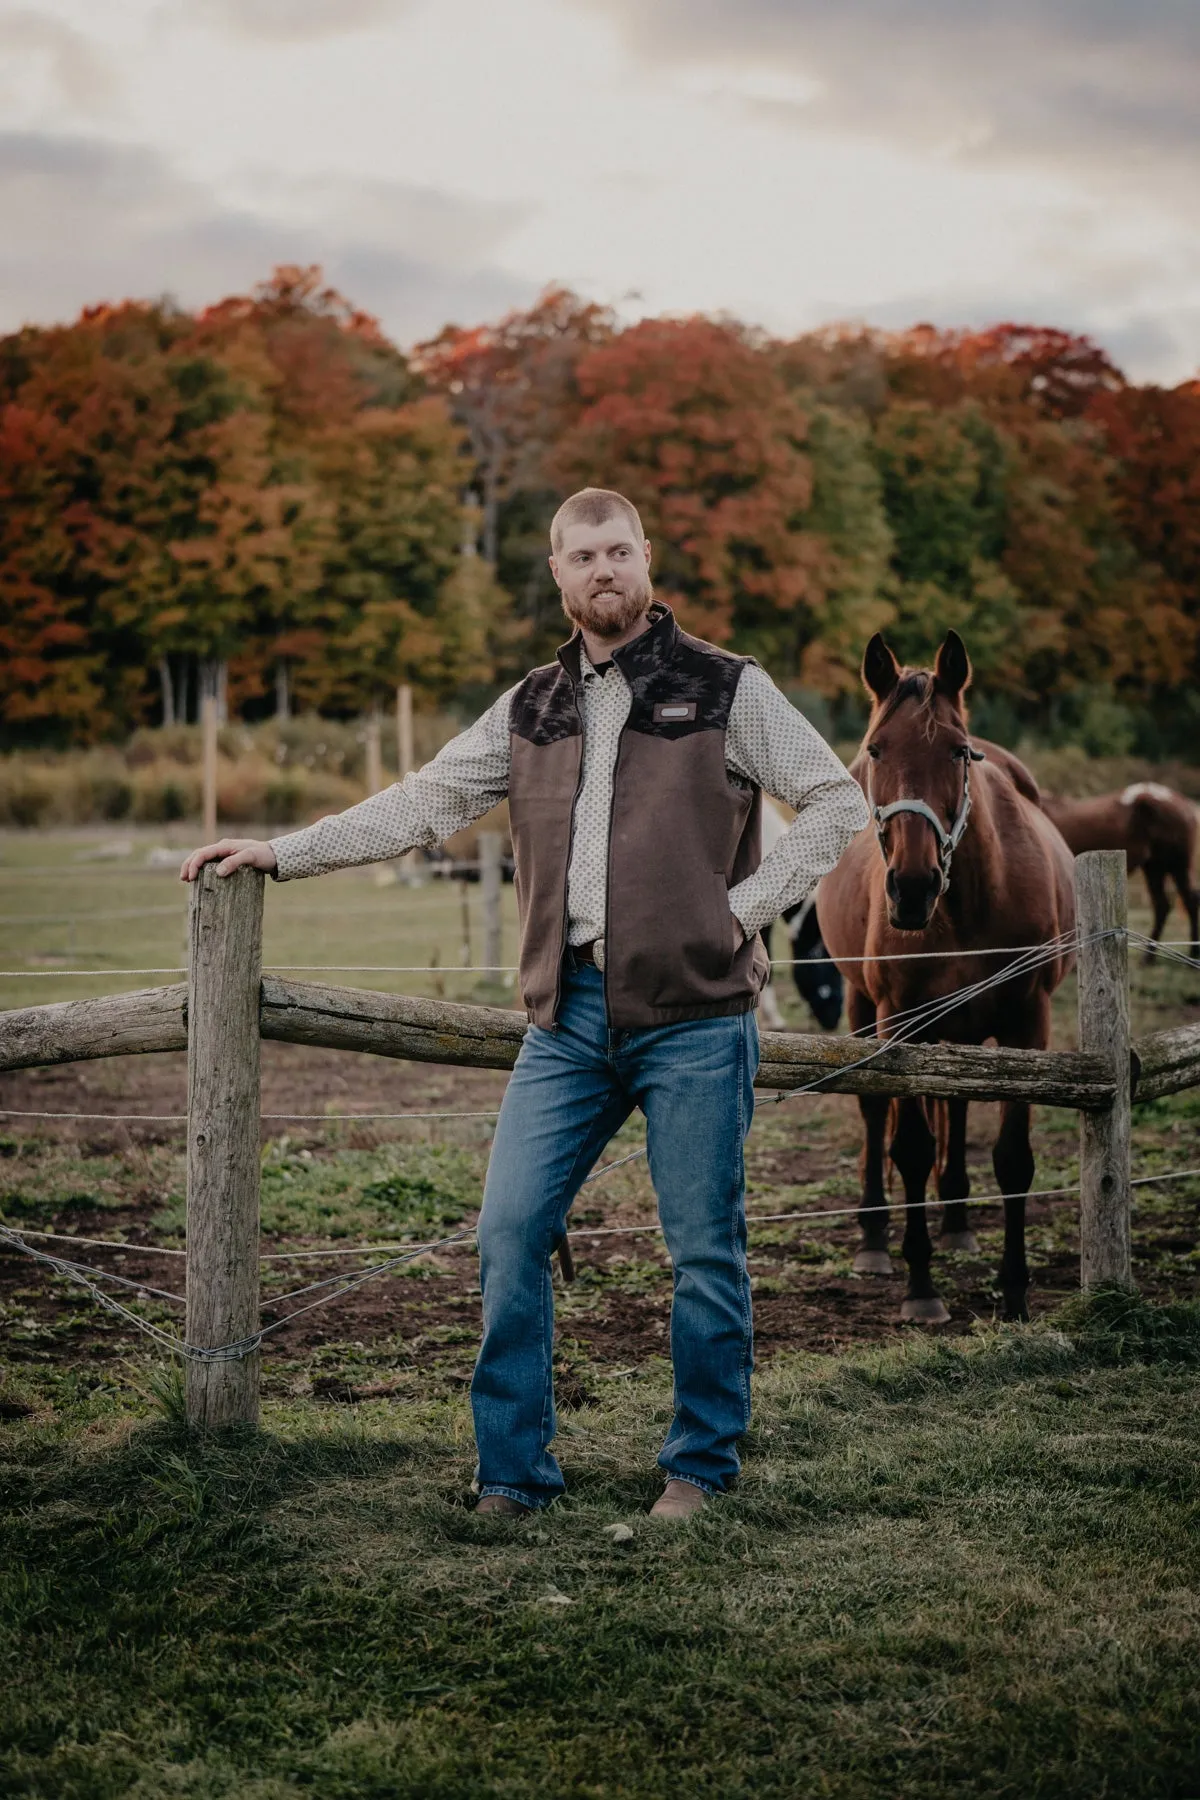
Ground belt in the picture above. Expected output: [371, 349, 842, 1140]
[569, 938, 606, 971]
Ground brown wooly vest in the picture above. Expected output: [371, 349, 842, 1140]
[508, 603, 770, 1029]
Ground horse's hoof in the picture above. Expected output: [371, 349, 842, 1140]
[940, 1230, 979, 1253]
[900, 1297, 951, 1324]
[853, 1250, 893, 1276]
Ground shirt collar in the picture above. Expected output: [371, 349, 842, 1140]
[557, 602, 677, 687]
[578, 642, 613, 683]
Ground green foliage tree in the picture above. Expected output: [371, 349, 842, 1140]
[787, 403, 894, 695]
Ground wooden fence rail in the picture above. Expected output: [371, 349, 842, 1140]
[5, 972, 1198, 1103]
[2, 850, 1198, 1429]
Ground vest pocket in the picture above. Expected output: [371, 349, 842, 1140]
[681, 871, 737, 982]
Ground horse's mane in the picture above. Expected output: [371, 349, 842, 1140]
[870, 670, 970, 738]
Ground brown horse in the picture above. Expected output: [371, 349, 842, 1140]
[948, 743, 1198, 956]
[819, 632, 1076, 1323]
[1041, 787, 1198, 957]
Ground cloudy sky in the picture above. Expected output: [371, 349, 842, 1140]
[2, 0, 1197, 379]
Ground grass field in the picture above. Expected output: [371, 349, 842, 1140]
[2, 1298, 1199, 1799]
[2, 829, 1199, 1797]
[0, 823, 522, 1012]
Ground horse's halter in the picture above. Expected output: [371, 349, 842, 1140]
[867, 744, 986, 894]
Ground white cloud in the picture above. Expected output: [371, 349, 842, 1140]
[0, 8, 118, 116]
[191, 0, 416, 42]
[0, 0, 1195, 379]
[0, 133, 532, 340]
[577, 0, 1200, 174]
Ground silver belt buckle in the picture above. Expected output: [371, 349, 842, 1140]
[593, 937, 606, 972]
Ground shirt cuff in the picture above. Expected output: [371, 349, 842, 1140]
[267, 834, 303, 881]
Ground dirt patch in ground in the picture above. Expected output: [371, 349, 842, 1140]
[2, 1042, 1196, 1386]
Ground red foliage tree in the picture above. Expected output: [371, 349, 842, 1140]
[415, 287, 614, 566]
[1088, 380, 1200, 681]
[885, 321, 1126, 420]
[554, 316, 822, 669]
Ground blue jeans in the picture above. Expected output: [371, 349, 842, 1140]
[470, 961, 759, 1508]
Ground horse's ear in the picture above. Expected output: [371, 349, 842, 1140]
[933, 630, 971, 703]
[862, 633, 900, 702]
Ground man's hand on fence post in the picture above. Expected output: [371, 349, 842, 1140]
[180, 839, 278, 883]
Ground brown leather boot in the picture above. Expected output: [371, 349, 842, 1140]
[648, 1479, 710, 1521]
[474, 1493, 532, 1518]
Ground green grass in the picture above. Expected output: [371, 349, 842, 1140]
[3, 833, 1200, 1795]
[0, 825, 523, 1011]
[2, 1298, 1199, 1800]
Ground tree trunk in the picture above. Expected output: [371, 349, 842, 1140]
[481, 469, 499, 566]
[175, 656, 190, 727]
[275, 660, 291, 721]
[158, 657, 175, 727]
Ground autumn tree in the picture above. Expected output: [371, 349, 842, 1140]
[553, 316, 827, 674]
[415, 288, 614, 658]
[1085, 380, 1200, 739]
[883, 322, 1126, 421]
[192, 267, 416, 716]
[299, 398, 504, 714]
[0, 399, 103, 743]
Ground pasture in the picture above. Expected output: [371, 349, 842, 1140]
[2, 826, 1200, 1798]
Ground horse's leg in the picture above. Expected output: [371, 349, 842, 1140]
[891, 1097, 947, 1324]
[1169, 863, 1200, 957]
[993, 1100, 1034, 1321]
[938, 1098, 978, 1252]
[855, 1094, 892, 1274]
[850, 988, 892, 1275]
[1143, 862, 1170, 961]
[990, 993, 1048, 1321]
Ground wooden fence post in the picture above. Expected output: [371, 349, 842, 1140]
[186, 865, 264, 1427]
[480, 831, 503, 974]
[1076, 849, 1133, 1289]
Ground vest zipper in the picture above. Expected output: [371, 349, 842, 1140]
[602, 713, 630, 1029]
[550, 684, 588, 1029]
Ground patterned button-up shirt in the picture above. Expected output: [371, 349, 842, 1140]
[270, 649, 868, 940]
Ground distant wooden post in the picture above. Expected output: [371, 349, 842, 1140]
[364, 707, 384, 797]
[201, 690, 218, 838]
[396, 686, 419, 878]
[396, 684, 414, 778]
[1076, 849, 1133, 1289]
[185, 865, 264, 1428]
[458, 881, 472, 968]
[480, 831, 503, 973]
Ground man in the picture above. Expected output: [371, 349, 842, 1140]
[181, 488, 869, 1519]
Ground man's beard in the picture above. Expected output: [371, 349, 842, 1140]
[561, 573, 653, 639]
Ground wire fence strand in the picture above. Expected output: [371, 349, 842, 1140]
[12, 923, 1199, 982]
[6, 1162, 1200, 1360]
[3, 922, 1199, 1363]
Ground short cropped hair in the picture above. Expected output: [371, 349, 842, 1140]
[550, 487, 645, 554]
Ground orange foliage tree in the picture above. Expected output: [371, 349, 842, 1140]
[3, 270, 1199, 754]
[553, 316, 824, 672]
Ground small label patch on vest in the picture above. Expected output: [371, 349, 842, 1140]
[653, 702, 697, 722]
